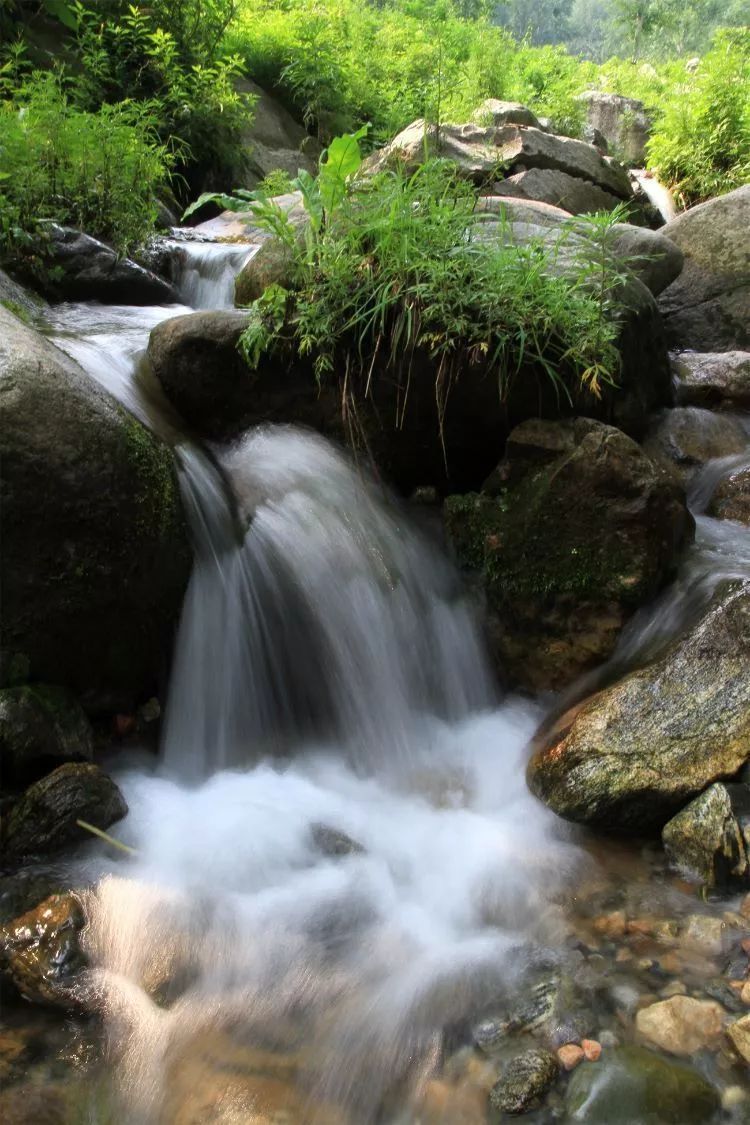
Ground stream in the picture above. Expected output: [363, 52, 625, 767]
[13, 235, 750, 1123]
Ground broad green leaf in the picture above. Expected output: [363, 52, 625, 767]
[318, 125, 369, 217]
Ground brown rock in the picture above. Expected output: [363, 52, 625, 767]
[581, 1038, 602, 1061]
[558, 1043, 585, 1070]
[635, 996, 725, 1055]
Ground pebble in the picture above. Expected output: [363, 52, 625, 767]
[593, 911, 626, 938]
[680, 914, 725, 957]
[635, 996, 726, 1056]
[722, 1085, 748, 1111]
[659, 980, 687, 998]
[557, 1044, 585, 1071]
[727, 1014, 750, 1063]
[741, 981, 750, 1006]
[581, 1039, 602, 1062]
[597, 1030, 619, 1048]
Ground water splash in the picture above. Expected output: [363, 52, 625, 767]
[169, 240, 257, 310]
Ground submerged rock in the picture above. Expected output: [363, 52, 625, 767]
[709, 467, 750, 526]
[0, 305, 192, 709]
[0, 893, 86, 1008]
[635, 995, 726, 1055]
[0, 685, 93, 786]
[310, 824, 365, 857]
[727, 1013, 750, 1063]
[3, 763, 127, 858]
[445, 418, 692, 692]
[643, 407, 748, 484]
[672, 350, 750, 409]
[659, 185, 750, 350]
[488, 1047, 559, 1116]
[563, 1046, 720, 1123]
[663, 783, 750, 887]
[528, 582, 750, 831]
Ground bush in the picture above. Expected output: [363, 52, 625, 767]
[647, 28, 750, 204]
[236, 144, 628, 447]
[0, 71, 173, 255]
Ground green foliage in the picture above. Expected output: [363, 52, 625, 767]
[237, 152, 628, 452]
[647, 28, 750, 203]
[0, 70, 172, 255]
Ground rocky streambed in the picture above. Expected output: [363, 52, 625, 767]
[0, 108, 749, 1124]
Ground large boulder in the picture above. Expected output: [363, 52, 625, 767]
[237, 78, 321, 186]
[3, 762, 127, 858]
[643, 407, 748, 485]
[472, 99, 541, 128]
[662, 782, 750, 887]
[563, 1046, 720, 1124]
[13, 225, 179, 305]
[0, 685, 93, 787]
[444, 418, 693, 692]
[658, 185, 750, 350]
[708, 466, 750, 525]
[672, 350, 750, 409]
[493, 167, 626, 218]
[0, 306, 192, 710]
[364, 119, 634, 199]
[578, 92, 651, 166]
[528, 582, 750, 831]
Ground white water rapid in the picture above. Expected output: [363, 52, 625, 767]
[34, 235, 749, 1123]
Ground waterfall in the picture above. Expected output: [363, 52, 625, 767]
[169, 240, 258, 309]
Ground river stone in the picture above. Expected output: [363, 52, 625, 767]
[672, 350, 750, 409]
[488, 1048, 559, 1116]
[663, 783, 750, 887]
[3, 763, 127, 858]
[708, 467, 750, 526]
[659, 185, 750, 350]
[0, 893, 86, 1009]
[445, 417, 692, 692]
[563, 1046, 720, 1123]
[727, 1013, 750, 1063]
[635, 995, 726, 1055]
[234, 236, 297, 306]
[642, 407, 748, 485]
[527, 582, 750, 831]
[15, 224, 179, 305]
[0, 685, 93, 786]
[0, 306, 192, 710]
[578, 92, 651, 166]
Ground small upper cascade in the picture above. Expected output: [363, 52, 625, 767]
[169, 239, 258, 310]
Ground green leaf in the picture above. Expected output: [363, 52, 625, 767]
[181, 191, 246, 221]
[318, 125, 369, 217]
[43, 0, 79, 30]
[294, 167, 323, 233]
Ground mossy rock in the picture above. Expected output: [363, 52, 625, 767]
[0, 305, 192, 711]
[445, 417, 693, 692]
[0, 684, 93, 787]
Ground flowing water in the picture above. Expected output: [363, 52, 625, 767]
[15, 236, 750, 1122]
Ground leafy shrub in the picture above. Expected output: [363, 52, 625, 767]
[0, 71, 173, 255]
[229, 135, 628, 452]
[647, 28, 750, 204]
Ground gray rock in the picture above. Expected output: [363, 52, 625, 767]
[672, 350, 750, 408]
[563, 1046, 720, 1123]
[659, 185, 750, 350]
[493, 167, 625, 216]
[709, 466, 750, 526]
[610, 224, 684, 296]
[445, 418, 693, 692]
[472, 99, 541, 128]
[24, 224, 179, 305]
[663, 782, 750, 887]
[0, 684, 93, 786]
[310, 824, 364, 857]
[0, 306, 191, 709]
[643, 406, 748, 484]
[236, 78, 321, 186]
[493, 124, 634, 198]
[489, 1048, 559, 1115]
[528, 582, 750, 831]
[578, 92, 651, 166]
[3, 762, 127, 858]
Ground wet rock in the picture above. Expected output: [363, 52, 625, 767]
[709, 467, 750, 526]
[14, 225, 179, 305]
[563, 1045, 720, 1123]
[635, 995, 725, 1055]
[528, 582, 750, 831]
[310, 824, 365, 857]
[679, 914, 727, 957]
[3, 763, 127, 858]
[0, 306, 192, 710]
[0, 1084, 68, 1125]
[581, 1038, 601, 1061]
[0, 893, 86, 1008]
[0, 685, 93, 786]
[659, 185, 750, 350]
[672, 350, 750, 409]
[234, 237, 296, 306]
[446, 418, 692, 692]
[0, 869, 67, 927]
[557, 1043, 584, 1070]
[642, 406, 748, 484]
[727, 1012, 750, 1062]
[663, 783, 750, 888]
[578, 92, 651, 166]
[488, 1048, 559, 1115]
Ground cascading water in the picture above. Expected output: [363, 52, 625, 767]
[168, 239, 258, 309]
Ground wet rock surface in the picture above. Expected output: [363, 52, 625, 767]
[0, 893, 86, 1008]
[3, 763, 127, 857]
[445, 417, 692, 692]
[635, 994, 726, 1055]
[709, 467, 750, 526]
[528, 582, 750, 831]
[642, 406, 748, 484]
[488, 1047, 559, 1115]
[672, 350, 750, 409]
[663, 783, 750, 887]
